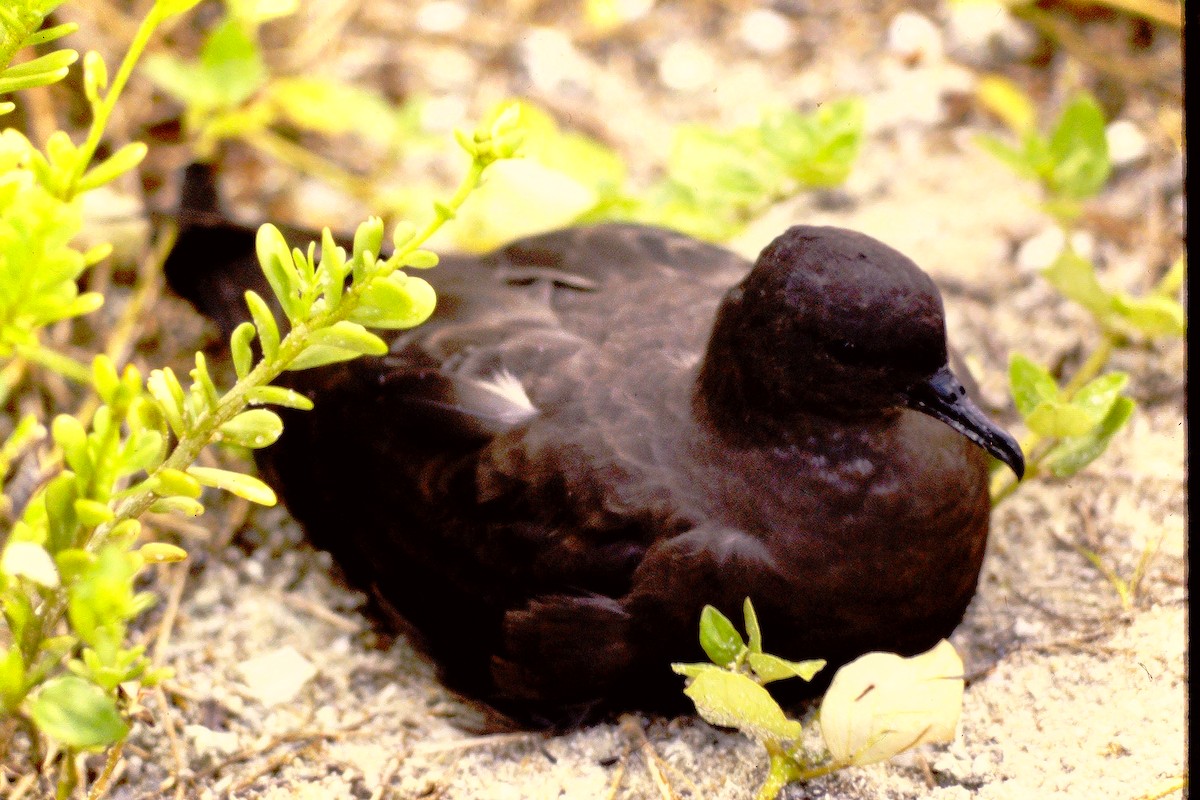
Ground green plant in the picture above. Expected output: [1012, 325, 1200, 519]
[439, 97, 865, 249]
[673, 600, 964, 800]
[143, 0, 434, 204]
[1, 3, 521, 794]
[976, 84, 1185, 504]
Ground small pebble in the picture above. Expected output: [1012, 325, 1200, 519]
[1015, 227, 1096, 272]
[521, 27, 591, 94]
[945, 0, 1037, 66]
[738, 9, 793, 56]
[658, 40, 715, 92]
[1106, 119, 1150, 168]
[237, 645, 318, 707]
[415, 0, 467, 33]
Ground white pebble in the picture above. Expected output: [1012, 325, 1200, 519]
[1017, 227, 1097, 272]
[236, 645, 318, 707]
[521, 27, 591, 93]
[886, 10, 944, 64]
[738, 9, 793, 56]
[658, 40, 715, 92]
[1106, 119, 1150, 168]
[416, 0, 467, 33]
[945, 0, 1036, 66]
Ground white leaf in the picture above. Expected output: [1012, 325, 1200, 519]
[819, 640, 964, 766]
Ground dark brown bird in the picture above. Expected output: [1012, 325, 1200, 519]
[165, 168, 1023, 726]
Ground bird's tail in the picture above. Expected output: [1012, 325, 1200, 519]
[491, 595, 639, 722]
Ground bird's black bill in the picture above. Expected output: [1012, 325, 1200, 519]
[905, 366, 1025, 479]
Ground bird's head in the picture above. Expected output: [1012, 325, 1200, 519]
[698, 225, 1024, 478]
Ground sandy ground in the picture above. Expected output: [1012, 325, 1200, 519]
[10, 0, 1187, 797]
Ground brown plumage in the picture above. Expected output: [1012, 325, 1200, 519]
[165, 169, 1022, 726]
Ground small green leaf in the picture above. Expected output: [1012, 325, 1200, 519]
[743, 598, 762, 654]
[284, 344, 360, 370]
[153, 468, 203, 499]
[73, 499, 114, 526]
[976, 75, 1036, 135]
[245, 385, 314, 410]
[244, 290, 281, 360]
[305, 321, 387, 356]
[699, 605, 744, 666]
[1025, 400, 1097, 439]
[1110, 293, 1186, 337]
[684, 669, 802, 743]
[256, 224, 301, 321]
[1070, 372, 1128, 422]
[348, 274, 437, 330]
[230, 322, 256, 379]
[76, 142, 147, 193]
[747, 653, 826, 685]
[217, 408, 283, 448]
[352, 217, 385, 263]
[29, 676, 129, 749]
[1043, 396, 1136, 478]
[1041, 250, 1114, 321]
[148, 496, 205, 516]
[187, 466, 277, 505]
[1047, 93, 1110, 200]
[400, 250, 439, 269]
[1008, 354, 1059, 419]
[51, 415, 89, 474]
[137, 543, 189, 564]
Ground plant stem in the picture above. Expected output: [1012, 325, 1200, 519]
[86, 737, 125, 800]
[64, 4, 165, 198]
[14, 342, 92, 383]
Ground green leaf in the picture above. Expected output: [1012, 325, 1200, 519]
[747, 653, 826, 685]
[198, 17, 268, 108]
[244, 290, 280, 360]
[1008, 354, 1059, 418]
[256, 224, 301, 321]
[699, 604, 744, 666]
[1047, 93, 1110, 200]
[76, 142, 147, 193]
[974, 133, 1039, 181]
[761, 99, 864, 187]
[1043, 396, 1135, 478]
[152, 468, 203, 499]
[284, 344, 360, 370]
[0, 646, 26, 710]
[245, 385, 314, 410]
[308, 321, 388, 355]
[743, 598, 762, 654]
[683, 669, 802, 743]
[1070, 372, 1128, 422]
[217, 408, 283, 448]
[1040, 248, 1113, 319]
[348, 274, 437, 330]
[1110, 292, 1185, 337]
[187, 466, 277, 505]
[29, 675, 128, 749]
[265, 77, 402, 144]
[976, 74, 1036, 135]
[1025, 400, 1097, 439]
[230, 321, 256, 379]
